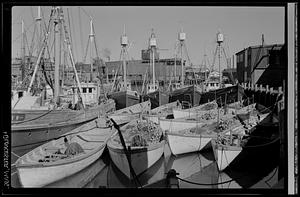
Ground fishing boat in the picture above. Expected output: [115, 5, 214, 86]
[107, 87, 140, 110]
[199, 84, 245, 107]
[107, 26, 140, 110]
[172, 99, 248, 119]
[108, 100, 151, 125]
[165, 102, 266, 156]
[141, 86, 170, 109]
[12, 99, 115, 151]
[107, 153, 165, 188]
[145, 100, 182, 124]
[140, 29, 170, 109]
[11, 7, 116, 152]
[107, 118, 165, 179]
[211, 104, 279, 171]
[166, 111, 244, 156]
[172, 100, 218, 119]
[159, 105, 230, 133]
[169, 84, 202, 108]
[15, 116, 117, 187]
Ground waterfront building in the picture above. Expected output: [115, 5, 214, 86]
[236, 43, 286, 88]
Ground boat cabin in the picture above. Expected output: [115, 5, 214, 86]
[71, 82, 99, 106]
[117, 80, 132, 91]
[146, 81, 159, 93]
[171, 82, 181, 90]
[204, 80, 221, 92]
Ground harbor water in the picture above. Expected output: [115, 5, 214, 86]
[11, 132, 281, 189]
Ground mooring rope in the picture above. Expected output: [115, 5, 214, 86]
[176, 174, 245, 186]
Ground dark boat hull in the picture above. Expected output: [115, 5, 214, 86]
[222, 124, 280, 188]
[169, 85, 202, 108]
[141, 90, 170, 109]
[199, 84, 244, 106]
[11, 101, 116, 155]
[108, 91, 140, 110]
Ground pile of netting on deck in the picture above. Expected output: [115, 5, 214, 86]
[114, 120, 163, 147]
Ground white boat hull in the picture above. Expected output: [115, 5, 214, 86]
[167, 133, 213, 155]
[17, 147, 105, 187]
[211, 141, 242, 171]
[159, 119, 203, 132]
[109, 113, 140, 125]
[107, 140, 165, 179]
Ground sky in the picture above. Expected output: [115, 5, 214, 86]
[11, 6, 285, 71]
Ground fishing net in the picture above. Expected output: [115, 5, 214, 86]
[116, 120, 163, 147]
[200, 102, 218, 111]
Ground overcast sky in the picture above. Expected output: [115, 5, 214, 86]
[12, 6, 284, 71]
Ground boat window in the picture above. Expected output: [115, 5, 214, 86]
[83, 88, 87, 93]
[89, 88, 93, 93]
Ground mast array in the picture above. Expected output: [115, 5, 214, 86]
[211, 30, 230, 87]
[120, 25, 129, 90]
[26, 6, 85, 108]
[174, 27, 191, 88]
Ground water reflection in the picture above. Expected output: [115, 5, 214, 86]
[11, 143, 280, 189]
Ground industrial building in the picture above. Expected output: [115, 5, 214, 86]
[236, 43, 286, 88]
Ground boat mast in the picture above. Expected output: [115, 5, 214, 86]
[27, 15, 52, 94]
[89, 19, 94, 82]
[178, 28, 186, 87]
[149, 28, 157, 88]
[121, 25, 128, 90]
[54, 7, 61, 105]
[36, 7, 42, 53]
[216, 31, 224, 88]
[59, 7, 85, 108]
[21, 20, 26, 82]
[174, 46, 177, 85]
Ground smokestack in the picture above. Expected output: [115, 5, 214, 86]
[262, 34, 264, 46]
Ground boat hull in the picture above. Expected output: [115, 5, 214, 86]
[11, 101, 115, 151]
[211, 140, 242, 171]
[159, 119, 204, 132]
[169, 85, 202, 107]
[167, 133, 213, 155]
[16, 118, 114, 187]
[107, 140, 165, 179]
[17, 146, 105, 187]
[141, 90, 170, 109]
[199, 84, 244, 107]
[108, 100, 151, 125]
[108, 90, 140, 110]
